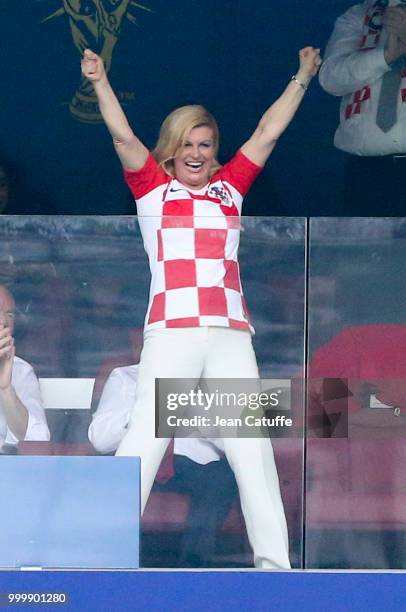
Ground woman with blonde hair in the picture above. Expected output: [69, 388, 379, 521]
[82, 46, 321, 569]
[153, 104, 221, 177]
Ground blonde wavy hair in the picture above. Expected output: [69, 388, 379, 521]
[152, 105, 221, 178]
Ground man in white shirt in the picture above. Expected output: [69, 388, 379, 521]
[0, 285, 50, 448]
[89, 364, 239, 567]
[319, 1, 406, 214]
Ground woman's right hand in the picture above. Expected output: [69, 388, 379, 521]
[81, 49, 107, 83]
[79, 48, 149, 171]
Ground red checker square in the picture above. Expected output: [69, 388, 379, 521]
[167, 317, 200, 328]
[229, 318, 249, 331]
[195, 229, 227, 259]
[162, 200, 194, 228]
[148, 292, 165, 324]
[242, 295, 251, 320]
[164, 259, 197, 290]
[224, 260, 241, 292]
[157, 229, 163, 262]
[220, 203, 239, 217]
[198, 287, 228, 317]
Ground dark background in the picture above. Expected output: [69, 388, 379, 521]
[1, 0, 354, 216]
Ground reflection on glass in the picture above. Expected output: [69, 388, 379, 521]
[0, 215, 305, 569]
[306, 218, 406, 569]
[0, 284, 50, 454]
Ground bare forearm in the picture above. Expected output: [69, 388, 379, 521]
[82, 49, 148, 169]
[93, 78, 135, 145]
[242, 47, 320, 166]
[257, 76, 307, 143]
[0, 386, 28, 440]
[242, 76, 308, 165]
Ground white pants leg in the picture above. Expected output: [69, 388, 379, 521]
[221, 437, 290, 568]
[116, 328, 205, 512]
[202, 328, 290, 569]
[116, 326, 290, 568]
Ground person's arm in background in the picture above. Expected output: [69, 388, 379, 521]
[81, 49, 149, 171]
[241, 47, 321, 166]
[88, 367, 134, 453]
[0, 331, 49, 442]
[319, 4, 406, 97]
[0, 339, 28, 441]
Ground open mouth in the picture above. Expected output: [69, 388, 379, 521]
[185, 161, 204, 170]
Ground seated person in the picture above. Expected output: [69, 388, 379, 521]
[89, 364, 239, 567]
[0, 285, 50, 449]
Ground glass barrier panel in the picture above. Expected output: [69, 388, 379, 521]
[0, 215, 306, 569]
[306, 218, 406, 569]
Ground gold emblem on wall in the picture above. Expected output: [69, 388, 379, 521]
[43, 1, 149, 123]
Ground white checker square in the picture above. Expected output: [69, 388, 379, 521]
[161, 228, 195, 261]
[225, 287, 243, 321]
[137, 216, 163, 256]
[149, 261, 165, 295]
[136, 185, 166, 216]
[165, 287, 199, 319]
[193, 201, 228, 229]
[195, 259, 226, 288]
[194, 215, 229, 229]
[225, 229, 240, 261]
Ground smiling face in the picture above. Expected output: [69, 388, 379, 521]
[173, 125, 216, 190]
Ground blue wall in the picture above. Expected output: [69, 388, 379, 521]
[1, 1, 352, 215]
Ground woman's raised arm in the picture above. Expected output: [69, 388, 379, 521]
[241, 47, 322, 166]
[81, 49, 149, 171]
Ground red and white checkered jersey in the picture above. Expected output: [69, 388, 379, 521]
[124, 150, 262, 333]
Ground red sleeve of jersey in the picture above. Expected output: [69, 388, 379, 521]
[214, 149, 263, 196]
[124, 153, 169, 199]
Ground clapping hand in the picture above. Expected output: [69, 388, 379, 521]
[384, 6, 406, 63]
[0, 324, 14, 391]
[384, 6, 406, 46]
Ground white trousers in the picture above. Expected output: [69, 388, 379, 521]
[116, 327, 290, 569]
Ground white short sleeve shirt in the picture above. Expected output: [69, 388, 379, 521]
[0, 356, 50, 445]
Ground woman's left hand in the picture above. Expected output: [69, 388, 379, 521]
[297, 47, 322, 84]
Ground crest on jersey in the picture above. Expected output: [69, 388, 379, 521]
[208, 184, 233, 207]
